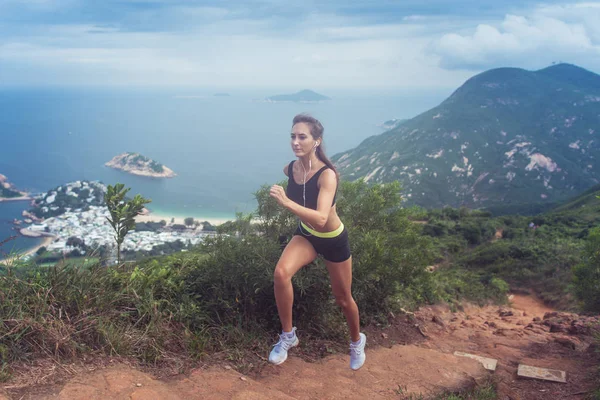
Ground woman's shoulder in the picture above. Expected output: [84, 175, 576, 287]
[283, 160, 295, 177]
[317, 167, 337, 186]
[320, 167, 336, 179]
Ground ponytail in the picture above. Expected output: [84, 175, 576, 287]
[316, 145, 339, 183]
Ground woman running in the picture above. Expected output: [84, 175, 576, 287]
[268, 113, 366, 370]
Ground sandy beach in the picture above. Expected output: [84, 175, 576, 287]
[0, 235, 55, 265]
[0, 195, 32, 203]
[135, 212, 233, 226]
[21, 235, 55, 257]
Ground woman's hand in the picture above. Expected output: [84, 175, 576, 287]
[270, 184, 290, 208]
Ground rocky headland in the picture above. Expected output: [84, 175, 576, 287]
[0, 173, 30, 202]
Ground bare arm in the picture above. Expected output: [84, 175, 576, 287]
[270, 169, 336, 230]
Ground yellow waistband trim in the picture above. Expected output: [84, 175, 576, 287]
[300, 222, 344, 238]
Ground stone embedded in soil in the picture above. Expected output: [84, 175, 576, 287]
[498, 309, 514, 317]
[549, 323, 567, 333]
[453, 351, 498, 371]
[543, 312, 559, 320]
[517, 364, 567, 383]
[554, 336, 578, 350]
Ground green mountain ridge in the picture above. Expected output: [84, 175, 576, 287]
[547, 182, 600, 215]
[333, 63, 600, 209]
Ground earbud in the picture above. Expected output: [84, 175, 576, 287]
[314, 142, 319, 148]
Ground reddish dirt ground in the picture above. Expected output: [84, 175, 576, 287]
[1, 294, 598, 400]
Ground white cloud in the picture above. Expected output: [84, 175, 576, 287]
[2, 2, 599, 87]
[0, 12, 473, 87]
[432, 2, 600, 70]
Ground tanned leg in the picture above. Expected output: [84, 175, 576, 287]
[273, 236, 317, 332]
[326, 256, 360, 342]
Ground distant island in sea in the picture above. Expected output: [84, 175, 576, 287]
[213, 93, 230, 97]
[105, 153, 176, 178]
[265, 89, 331, 103]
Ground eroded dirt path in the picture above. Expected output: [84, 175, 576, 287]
[2, 294, 598, 400]
[415, 294, 599, 399]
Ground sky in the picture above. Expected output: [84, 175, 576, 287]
[0, 0, 599, 89]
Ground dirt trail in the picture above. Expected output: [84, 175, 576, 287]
[2, 294, 598, 400]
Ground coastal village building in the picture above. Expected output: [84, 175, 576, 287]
[27, 205, 210, 254]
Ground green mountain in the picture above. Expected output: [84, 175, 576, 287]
[333, 63, 600, 209]
[379, 118, 408, 130]
[547, 182, 600, 215]
[266, 89, 330, 102]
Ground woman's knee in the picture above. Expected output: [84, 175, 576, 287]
[273, 265, 293, 285]
[334, 293, 354, 310]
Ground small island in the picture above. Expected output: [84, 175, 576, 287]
[213, 93, 231, 97]
[266, 89, 331, 103]
[0, 173, 31, 202]
[105, 153, 176, 178]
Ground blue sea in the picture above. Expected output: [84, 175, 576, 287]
[0, 86, 451, 254]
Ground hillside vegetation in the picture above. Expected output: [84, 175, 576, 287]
[334, 64, 600, 209]
[0, 180, 510, 382]
[1, 177, 599, 384]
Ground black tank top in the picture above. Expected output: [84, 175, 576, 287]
[286, 161, 337, 210]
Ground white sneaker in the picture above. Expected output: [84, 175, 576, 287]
[350, 333, 366, 370]
[268, 327, 299, 365]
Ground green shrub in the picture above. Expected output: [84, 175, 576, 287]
[573, 227, 600, 312]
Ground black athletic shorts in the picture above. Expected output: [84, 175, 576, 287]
[294, 222, 351, 263]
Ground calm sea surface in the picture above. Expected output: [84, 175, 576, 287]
[0, 86, 451, 253]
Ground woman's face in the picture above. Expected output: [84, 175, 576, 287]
[290, 122, 317, 157]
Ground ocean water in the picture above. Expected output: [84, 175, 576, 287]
[0, 201, 44, 258]
[0, 86, 451, 253]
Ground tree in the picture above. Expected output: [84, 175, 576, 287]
[184, 217, 194, 226]
[104, 183, 151, 264]
[202, 221, 217, 232]
[216, 212, 255, 236]
[67, 236, 86, 249]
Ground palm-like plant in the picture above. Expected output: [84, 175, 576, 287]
[104, 183, 151, 264]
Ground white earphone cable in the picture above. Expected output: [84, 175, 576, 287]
[299, 144, 318, 236]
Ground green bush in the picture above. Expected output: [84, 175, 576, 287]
[456, 221, 483, 245]
[422, 220, 449, 237]
[573, 227, 600, 312]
